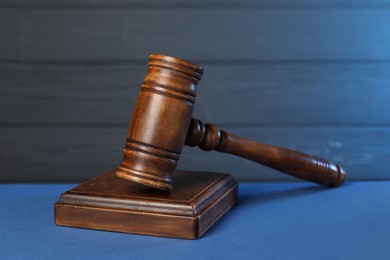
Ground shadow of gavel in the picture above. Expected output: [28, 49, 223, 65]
[116, 54, 346, 191]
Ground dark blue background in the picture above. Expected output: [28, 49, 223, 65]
[0, 0, 389, 182]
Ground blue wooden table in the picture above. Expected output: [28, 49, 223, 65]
[1, 181, 389, 259]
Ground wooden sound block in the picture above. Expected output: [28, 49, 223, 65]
[54, 170, 238, 239]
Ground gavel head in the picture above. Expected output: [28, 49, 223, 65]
[116, 54, 204, 191]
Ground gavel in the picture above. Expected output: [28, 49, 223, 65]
[116, 54, 346, 191]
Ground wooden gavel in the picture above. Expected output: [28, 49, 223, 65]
[116, 54, 346, 191]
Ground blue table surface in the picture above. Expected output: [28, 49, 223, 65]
[0, 181, 389, 260]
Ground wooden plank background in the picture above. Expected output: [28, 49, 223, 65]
[1, 0, 389, 182]
[1, 9, 390, 61]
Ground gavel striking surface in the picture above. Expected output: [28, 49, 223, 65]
[55, 170, 237, 239]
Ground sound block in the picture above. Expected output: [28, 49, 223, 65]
[55, 170, 238, 239]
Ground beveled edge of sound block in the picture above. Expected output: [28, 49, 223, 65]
[54, 170, 238, 239]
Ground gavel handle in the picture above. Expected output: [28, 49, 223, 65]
[185, 118, 346, 187]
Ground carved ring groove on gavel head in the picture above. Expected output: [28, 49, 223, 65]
[116, 54, 346, 191]
[116, 54, 204, 190]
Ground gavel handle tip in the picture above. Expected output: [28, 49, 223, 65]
[328, 165, 346, 187]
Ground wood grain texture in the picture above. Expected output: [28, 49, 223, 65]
[113, 54, 346, 190]
[116, 54, 204, 190]
[186, 118, 345, 187]
[0, 127, 387, 182]
[55, 170, 238, 239]
[1, 63, 389, 125]
[1, 8, 389, 61]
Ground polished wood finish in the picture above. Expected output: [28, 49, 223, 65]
[54, 53, 344, 238]
[186, 118, 345, 187]
[116, 54, 346, 190]
[55, 170, 238, 239]
[116, 54, 204, 190]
